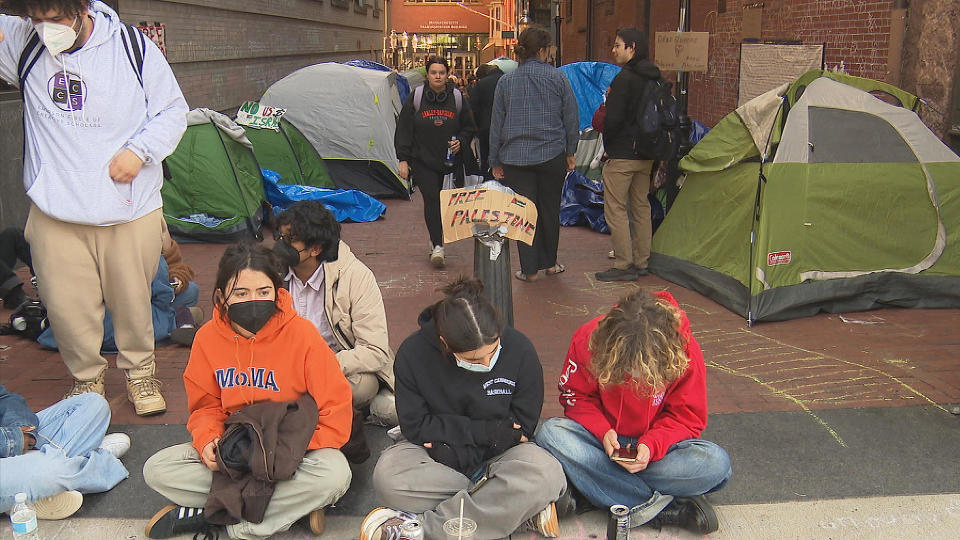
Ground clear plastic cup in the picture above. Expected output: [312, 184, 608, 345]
[442, 517, 477, 539]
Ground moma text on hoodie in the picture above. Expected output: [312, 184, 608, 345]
[0, 1, 188, 226]
[183, 288, 353, 456]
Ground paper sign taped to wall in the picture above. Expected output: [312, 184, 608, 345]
[441, 187, 538, 245]
[655, 32, 710, 72]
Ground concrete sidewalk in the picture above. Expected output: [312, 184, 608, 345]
[6, 494, 958, 540]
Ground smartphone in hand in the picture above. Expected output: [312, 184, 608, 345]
[611, 444, 639, 462]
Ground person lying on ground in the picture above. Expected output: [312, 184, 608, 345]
[273, 200, 397, 427]
[360, 277, 567, 540]
[536, 290, 732, 535]
[142, 242, 352, 540]
[0, 384, 130, 520]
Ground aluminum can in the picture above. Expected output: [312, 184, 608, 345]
[606, 504, 630, 540]
[400, 519, 424, 540]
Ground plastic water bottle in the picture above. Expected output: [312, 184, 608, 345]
[444, 136, 456, 168]
[10, 493, 40, 539]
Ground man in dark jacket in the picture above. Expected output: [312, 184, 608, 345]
[469, 64, 504, 177]
[596, 28, 662, 282]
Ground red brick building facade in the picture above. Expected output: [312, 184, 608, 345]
[559, 0, 959, 144]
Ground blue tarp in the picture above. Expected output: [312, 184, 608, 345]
[344, 59, 411, 104]
[262, 169, 386, 223]
[561, 169, 665, 235]
[559, 61, 621, 131]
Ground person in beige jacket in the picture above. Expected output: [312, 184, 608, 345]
[273, 201, 397, 427]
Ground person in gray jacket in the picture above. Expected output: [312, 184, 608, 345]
[273, 201, 397, 427]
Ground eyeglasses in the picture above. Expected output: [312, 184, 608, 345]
[273, 230, 296, 243]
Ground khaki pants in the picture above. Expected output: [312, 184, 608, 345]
[602, 159, 654, 270]
[25, 204, 162, 380]
[348, 374, 399, 427]
[143, 443, 351, 540]
[373, 441, 565, 539]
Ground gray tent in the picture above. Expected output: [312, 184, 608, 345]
[261, 63, 410, 198]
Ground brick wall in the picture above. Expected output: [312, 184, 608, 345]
[120, 0, 385, 112]
[558, 0, 958, 139]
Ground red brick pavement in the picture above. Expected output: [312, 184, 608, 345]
[1, 193, 958, 424]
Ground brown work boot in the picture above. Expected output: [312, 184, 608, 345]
[126, 366, 166, 416]
[63, 369, 106, 399]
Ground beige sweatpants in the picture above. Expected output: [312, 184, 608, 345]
[602, 158, 655, 270]
[24, 204, 162, 380]
[348, 373, 399, 427]
[143, 443, 351, 540]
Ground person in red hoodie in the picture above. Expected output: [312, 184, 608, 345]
[141, 243, 353, 540]
[536, 290, 731, 535]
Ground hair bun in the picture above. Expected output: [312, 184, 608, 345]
[441, 276, 484, 297]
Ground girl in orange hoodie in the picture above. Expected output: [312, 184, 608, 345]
[142, 243, 353, 540]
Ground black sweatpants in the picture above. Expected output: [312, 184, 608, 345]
[503, 153, 568, 276]
[0, 227, 33, 299]
[412, 160, 446, 248]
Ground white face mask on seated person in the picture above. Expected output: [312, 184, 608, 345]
[450, 339, 502, 373]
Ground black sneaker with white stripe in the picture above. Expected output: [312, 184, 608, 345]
[146, 504, 216, 539]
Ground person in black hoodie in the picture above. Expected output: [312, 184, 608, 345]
[395, 56, 478, 269]
[468, 64, 504, 178]
[360, 278, 566, 540]
[596, 28, 662, 282]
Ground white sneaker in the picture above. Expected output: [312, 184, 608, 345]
[33, 490, 83, 520]
[430, 245, 445, 268]
[99, 433, 131, 459]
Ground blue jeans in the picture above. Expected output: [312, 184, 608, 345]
[536, 417, 731, 524]
[171, 281, 199, 312]
[0, 393, 129, 512]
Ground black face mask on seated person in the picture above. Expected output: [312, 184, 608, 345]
[272, 241, 303, 269]
[228, 300, 276, 334]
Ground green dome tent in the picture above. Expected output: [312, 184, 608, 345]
[162, 109, 267, 242]
[651, 71, 960, 323]
[242, 117, 335, 189]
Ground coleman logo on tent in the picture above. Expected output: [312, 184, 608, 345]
[767, 251, 792, 266]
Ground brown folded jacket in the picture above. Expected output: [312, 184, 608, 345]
[204, 394, 319, 525]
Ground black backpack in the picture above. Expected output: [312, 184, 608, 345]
[0, 299, 48, 340]
[631, 77, 681, 161]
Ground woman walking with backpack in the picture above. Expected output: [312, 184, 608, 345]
[395, 56, 477, 269]
[595, 28, 662, 282]
[489, 27, 579, 282]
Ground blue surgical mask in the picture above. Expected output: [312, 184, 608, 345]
[454, 343, 501, 373]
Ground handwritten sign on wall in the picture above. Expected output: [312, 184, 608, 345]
[655, 32, 710, 72]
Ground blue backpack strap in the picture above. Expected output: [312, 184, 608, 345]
[120, 23, 146, 87]
[17, 31, 45, 99]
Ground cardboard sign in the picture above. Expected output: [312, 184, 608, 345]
[655, 32, 710, 72]
[441, 187, 538, 246]
[235, 101, 286, 131]
[742, 6, 763, 41]
[136, 22, 166, 56]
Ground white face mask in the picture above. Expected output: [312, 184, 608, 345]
[35, 15, 80, 56]
[454, 343, 502, 373]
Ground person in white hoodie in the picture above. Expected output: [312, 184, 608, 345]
[0, 0, 188, 415]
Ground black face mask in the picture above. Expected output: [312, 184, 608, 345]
[273, 242, 305, 268]
[227, 300, 276, 334]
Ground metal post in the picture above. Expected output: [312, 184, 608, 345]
[473, 238, 514, 327]
[554, 1, 563, 67]
[666, 0, 694, 211]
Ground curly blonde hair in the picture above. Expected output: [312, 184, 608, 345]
[589, 291, 689, 394]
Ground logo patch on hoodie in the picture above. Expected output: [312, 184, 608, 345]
[483, 377, 516, 396]
[48, 71, 86, 112]
[215, 367, 281, 392]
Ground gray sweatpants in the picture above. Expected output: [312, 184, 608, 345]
[373, 441, 565, 539]
[143, 443, 351, 540]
